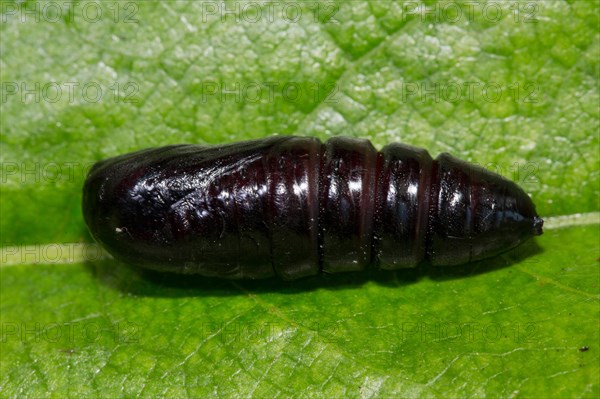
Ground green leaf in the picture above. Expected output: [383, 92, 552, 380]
[1, 0, 598, 397]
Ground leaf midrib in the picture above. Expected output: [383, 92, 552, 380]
[1, 211, 598, 268]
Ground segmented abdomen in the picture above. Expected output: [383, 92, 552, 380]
[82, 136, 542, 280]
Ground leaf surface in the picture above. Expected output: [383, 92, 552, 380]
[1, 1, 598, 397]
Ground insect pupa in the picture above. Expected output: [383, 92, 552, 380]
[83, 136, 543, 280]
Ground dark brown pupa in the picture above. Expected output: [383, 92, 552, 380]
[82, 136, 543, 280]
